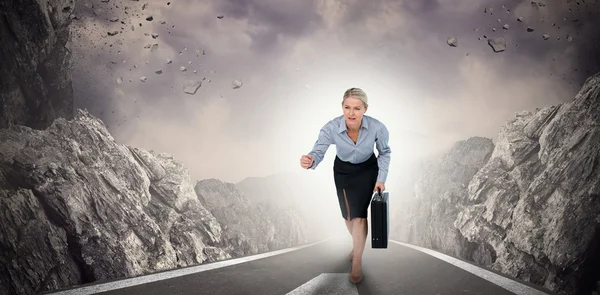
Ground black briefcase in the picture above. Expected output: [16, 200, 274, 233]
[370, 189, 389, 249]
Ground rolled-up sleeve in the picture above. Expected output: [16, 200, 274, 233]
[375, 123, 391, 183]
[307, 122, 333, 169]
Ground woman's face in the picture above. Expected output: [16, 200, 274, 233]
[342, 97, 367, 129]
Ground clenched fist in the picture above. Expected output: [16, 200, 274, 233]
[300, 155, 314, 169]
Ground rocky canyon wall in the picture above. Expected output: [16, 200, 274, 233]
[392, 72, 600, 295]
[0, 0, 75, 129]
[0, 110, 312, 295]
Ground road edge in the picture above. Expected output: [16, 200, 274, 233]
[45, 237, 334, 295]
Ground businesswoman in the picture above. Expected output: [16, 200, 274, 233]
[299, 87, 391, 284]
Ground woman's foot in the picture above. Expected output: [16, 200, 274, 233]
[350, 261, 363, 284]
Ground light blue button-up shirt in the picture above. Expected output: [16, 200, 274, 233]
[307, 115, 391, 183]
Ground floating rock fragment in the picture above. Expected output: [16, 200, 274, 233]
[488, 38, 506, 53]
[527, 27, 534, 32]
[183, 80, 202, 94]
[543, 34, 550, 40]
[217, 15, 224, 19]
[150, 44, 158, 52]
[108, 31, 119, 36]
[180, 66, 186, 72]
[447, 37, 458, 47]
[146, 16, 153, 21]
[503, 24, 509, 30]
[116, 77, 123, 84]
[140, 76, 147, 82]
[155, 69, 163, 74]
[232, 79, 243, 89]
[166, 59, 172, 64]
[517, 16, 524, 22]
[151, 33, 159, 39]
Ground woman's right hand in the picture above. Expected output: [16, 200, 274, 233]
[300, 155, 314, 169]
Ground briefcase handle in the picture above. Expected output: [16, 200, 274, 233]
[373, 188, 383, 201]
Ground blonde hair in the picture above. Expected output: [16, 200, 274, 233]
[342, 87, 368, 108]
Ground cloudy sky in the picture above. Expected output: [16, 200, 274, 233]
[69, 0, 600, 186]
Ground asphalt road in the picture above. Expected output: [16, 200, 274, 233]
[47, 236, 556, 295]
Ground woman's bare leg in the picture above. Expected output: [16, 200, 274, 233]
[350, 217, 368, 283]
[342, 189, 355, 260]
[345, 219, 354, 259]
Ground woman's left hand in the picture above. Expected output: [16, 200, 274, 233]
[374, 181, 385, 193]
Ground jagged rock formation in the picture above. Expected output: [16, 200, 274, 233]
[0, 0, 76, 130]
[194, 178, 309, 257]
[236, 173, 340, 242]
[392, 136, 496, 260]
[0, 110, 308, 295]
[393, 72, 600, 295]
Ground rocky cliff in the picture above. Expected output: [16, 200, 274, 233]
[0, 0, 75, 130]
[392, 72, 600, 295]
[235, 173, 341, 242]
[195, 178, 309, 257]
[0, 109, 309, 295]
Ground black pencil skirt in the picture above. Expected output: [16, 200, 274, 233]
[333, 153, 379, 220]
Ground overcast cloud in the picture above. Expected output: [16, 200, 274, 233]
[69, 0, 600, 187]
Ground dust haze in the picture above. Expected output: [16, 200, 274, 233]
[69, 0, 600, 233]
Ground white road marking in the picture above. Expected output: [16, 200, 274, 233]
[47, 238, 333, 295]
[285, 273, 359, 295]
[390, 240, 551, 295]
[46, 234, 552, 295]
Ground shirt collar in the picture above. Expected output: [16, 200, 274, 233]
[337, 115, 369, 133]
